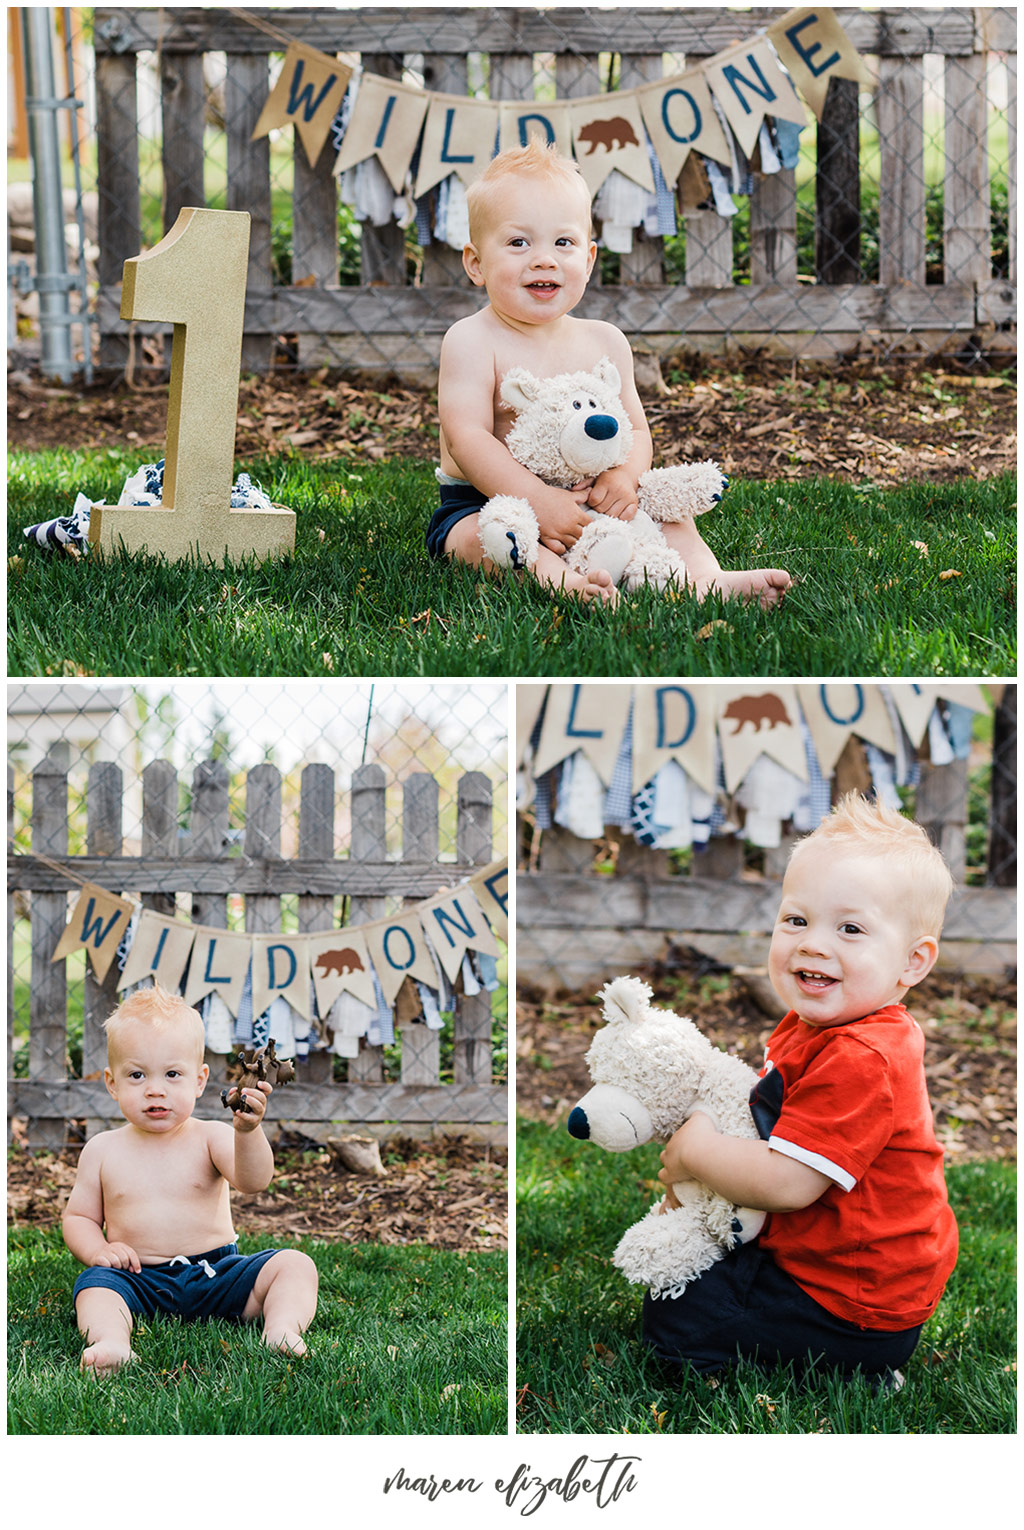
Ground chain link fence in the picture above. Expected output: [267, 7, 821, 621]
[8, 680, 509, 1146]
[7, 6, 1017, 380]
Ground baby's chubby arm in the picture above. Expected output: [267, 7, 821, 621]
[658, 1113, 831, 1215]
[208, 1082, 275, 1194]
[438, 323, 593, 554]
[62, 1136, 141, 1270]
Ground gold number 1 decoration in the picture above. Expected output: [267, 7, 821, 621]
[89, 207, 296, 563]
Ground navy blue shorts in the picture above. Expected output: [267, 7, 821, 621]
[72, 1244, 280, 1322]
[426, 481, 489, 559]
[641, 1239, 922, 1379]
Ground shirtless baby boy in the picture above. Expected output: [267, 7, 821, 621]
[429, 140, 790, 606]
[63, 986, 318, 1376]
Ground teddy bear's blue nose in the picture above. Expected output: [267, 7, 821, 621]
[584, 414, 619, 442]
[567, 1106, 591, 1140]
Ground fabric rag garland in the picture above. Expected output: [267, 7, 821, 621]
[23, 462, 277, 553]
[49, 857, 508, 1062]
[519, 689, 982, 853]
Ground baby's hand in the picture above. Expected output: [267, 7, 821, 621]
[587, 467, 639, 521]
[97, 1241, 142, 1272]
[535, 483, 593, 556]
[230, 1080, 271, 1131]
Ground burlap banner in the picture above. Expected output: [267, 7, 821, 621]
[263, 7, 866, 200]
[53, 858, 508, 1010]
[523, 684, 991, 799]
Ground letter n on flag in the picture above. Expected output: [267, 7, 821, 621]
[51, 882, 135, 982]
[251, 41, 352, 167]
[423, 887, 500, 984]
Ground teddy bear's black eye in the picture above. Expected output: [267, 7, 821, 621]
[572, 399, 582, 409]
[588, 398, 597, 408]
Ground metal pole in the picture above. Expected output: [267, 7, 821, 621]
[20, 6, 74, 381]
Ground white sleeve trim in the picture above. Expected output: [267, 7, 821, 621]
[768, 1135, 857, 1192]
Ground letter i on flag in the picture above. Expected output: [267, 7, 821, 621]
[251, 41, 353, 166]
[52, 882, 135, 982]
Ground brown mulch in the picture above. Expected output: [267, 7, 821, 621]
[516, 949, 1016, 1164]
[6, 356, 1015, 484]
[6, 1132, 508, 1253]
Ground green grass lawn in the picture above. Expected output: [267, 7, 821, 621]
[516, 1118, 1016, 1434]
[7, 450, 1015, 678]
[7, 1225, 507, 1434]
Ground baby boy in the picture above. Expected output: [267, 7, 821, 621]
[429, 139, 791, 606]
[62, 986, 318, 1376]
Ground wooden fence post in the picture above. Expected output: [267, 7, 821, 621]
[226, 49, 274, 372]
[400, 771, 441, 1088]
[142, 759, 178, 920]
[455, 770, 494, 1085]
[298, 761, 336, 1084]
[348, 762, 387, 1083]
[29, 751, 69, 1149]
[82, 761, 124, 1086]
[816, 75, 861, 284]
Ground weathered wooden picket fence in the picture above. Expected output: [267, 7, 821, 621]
[8, 754, 506, 1149]
[518, 701, 1017, 995]
[92, 6, 1017, 375]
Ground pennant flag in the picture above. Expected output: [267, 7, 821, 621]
[184, 928, 251, 1016]
[767, 6, 871, 119]
[334, 72, 430, 192]
[798, 684, 897, 776]
[533, 683, 634, 783]
[499, 99, 574, 158]
[118, 909, 195, 992]
[415, 93, 500, 196]
[52, 882, 134, 983]
[250, 41, 352, 167]
[251, 934, 312, 1022]
[886, 683, 989, 747]
[308, 927, 375, 1012]
[631, 684, 718, 797]
[717, 685, 807, 793]
[470, 859, 509, 943]
[569, 94, 654, 196]
[705, 35, 808, 157]
[363, 911, 438, 1004]
[421, 886, 500, 984]
[516, 684, 550, 769]
[636, 70, 732, 180]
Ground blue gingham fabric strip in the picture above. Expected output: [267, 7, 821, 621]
[645, 135, 679, 236]
[604, 704, 634, 826]
[367, 969, 395, 1046]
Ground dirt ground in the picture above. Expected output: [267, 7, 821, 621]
[517, 949, 1017, 1163]
[7, 1132, 508, 1253]
[6, 356, 1016, 484]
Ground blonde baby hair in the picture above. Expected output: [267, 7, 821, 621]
[790, 791, 954, 938]
[104, 984, 206, 1065]
[465, 139, 592, 243]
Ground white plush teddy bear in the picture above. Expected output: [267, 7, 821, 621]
[478, 358, 727, 591]
[567, 975, 766, 1299]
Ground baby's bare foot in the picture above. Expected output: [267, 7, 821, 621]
[81, 1340, 138, 1378]
[705, 568, 792, 609]
[536, 563, 618, 606]
[263, 1326, 308, 1357]
[578, 567, 619, 606]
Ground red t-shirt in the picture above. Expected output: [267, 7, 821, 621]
[750, 1004, 958, 1330]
